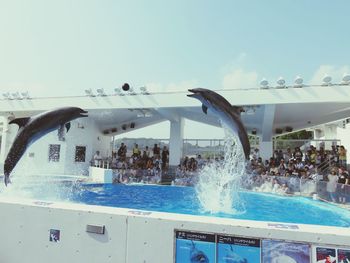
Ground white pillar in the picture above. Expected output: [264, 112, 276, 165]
[259, 104, 275, 162]
[324, 124, 337, 150]
[260, 140, 273, 162]
[0, 116, 17, 171]
[169, 117, 184, 167]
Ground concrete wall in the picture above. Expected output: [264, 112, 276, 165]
[0, 197, 349, 263]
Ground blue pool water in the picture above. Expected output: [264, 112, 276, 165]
[65, 184, 350, 227]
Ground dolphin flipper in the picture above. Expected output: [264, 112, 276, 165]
[202, 104, 208, 114]
[65, 122, 71, 132]
[9, 117, 30, 128]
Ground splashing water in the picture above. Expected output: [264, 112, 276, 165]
[195, 129, 246, 214]
[0, 154, 84, 202]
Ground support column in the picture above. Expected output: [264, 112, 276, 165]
[0, 116, 17, 172]
[259, 105, 276, 162]
[259, 140, 273, 162]
[324, 124, 338, 150]
[169, 117, 184, 168]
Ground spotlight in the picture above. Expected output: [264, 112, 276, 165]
[85, 89, 95, 97]
[139, 86, 149, 95]
[3, 92, 12, 100]
[322, 75, 332, 86]
[21, 91, 30, 99]
[122, 124, 127, 130]
[111, 128, 117, 133]
[130, 122, 135, 129]
[114, 88, 124, 96]
[294, 76, 303, 88]
[12, 92, 21, 100]
[103, 130, 110, 135]
[260, 78, 269, 89]
[252, 128, 257, 135]
[276, 77, 286, 88]
[342, 73, 350, 85]
[96, 88, 106, 96]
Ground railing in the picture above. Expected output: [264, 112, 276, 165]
[245, 174, 350, 204]
[273, 139, 341, 151]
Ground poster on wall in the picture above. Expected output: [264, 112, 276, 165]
[262, 239, 310, 263]
[338, 248, 350, 263]
[175, 230, 215, 263]
[315, 247, 337, 263]
[217, 235, 261, 263]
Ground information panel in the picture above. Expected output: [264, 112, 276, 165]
[175, 230, 216, 263]
[262, 239, 310, 263]
[217, 235, 261, 263]
[316, 247, 336, 263]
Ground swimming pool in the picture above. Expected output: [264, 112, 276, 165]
[35, 183, 350, 227]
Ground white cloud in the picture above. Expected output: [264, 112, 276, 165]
[222, 69, 258, 90]
[309, 65, 350, 85]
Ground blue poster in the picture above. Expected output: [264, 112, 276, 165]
[217, 235, 261, 263]
[262, 239, 310, 263]
[175, 230, 215, 263]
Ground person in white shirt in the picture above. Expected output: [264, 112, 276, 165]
[93, 151, 102, 167]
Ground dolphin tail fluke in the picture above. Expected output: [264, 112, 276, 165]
[9, 117, 30, 128]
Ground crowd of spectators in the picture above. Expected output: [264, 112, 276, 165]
[98, 143, 170, 184]
[93, 141, 349, 204]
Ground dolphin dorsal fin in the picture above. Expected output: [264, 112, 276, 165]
[65, 122, 71, 132]
[202, 104, 208, 114]
[9, 117, 30, 128]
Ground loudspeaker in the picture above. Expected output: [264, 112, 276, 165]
[275, 128, 283, 134]
[103, 130, 110, 135]
[130, 122, 135, 129]
[285, 126, 293, 132]
[111, 128, 117, 133]
[122, 124, 127, 130]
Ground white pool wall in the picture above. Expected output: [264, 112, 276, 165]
[0, 197, 350, 262]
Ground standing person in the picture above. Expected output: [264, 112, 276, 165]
[93, 151, 102, 167]
[339, 145, 347, 168]
[327, 170, 339, 203]
[152, 144, 160, 159]
[117, 142, 127, 161]
[161, 146, 169, 170]
[337, 166, 349, 204]
[132, 143, 141, 158]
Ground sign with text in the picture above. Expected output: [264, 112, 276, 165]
[217, 235, 261, 263]
[175, 230, 215, 263]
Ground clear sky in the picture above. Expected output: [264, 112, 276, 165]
[1, 0, 349, 138]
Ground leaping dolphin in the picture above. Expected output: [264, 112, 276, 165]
[4, 107, 88, 186]
[187, 88, 250, 160]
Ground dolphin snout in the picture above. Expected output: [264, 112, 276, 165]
[79, 110, 88, 117]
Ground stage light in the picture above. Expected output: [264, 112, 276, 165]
[276, 77, 286, 88]
[322, 75, 332, 86]
[114, 88, 124, 96]
[260, 78, 269, 89]
[342, 73, 350, 84]
[139, 86, 149, 95]
[294, 76, 303, 88]
[85, 89, 95, 97]
[96, 88, 106, 96]
[21, 91, 30, 99]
